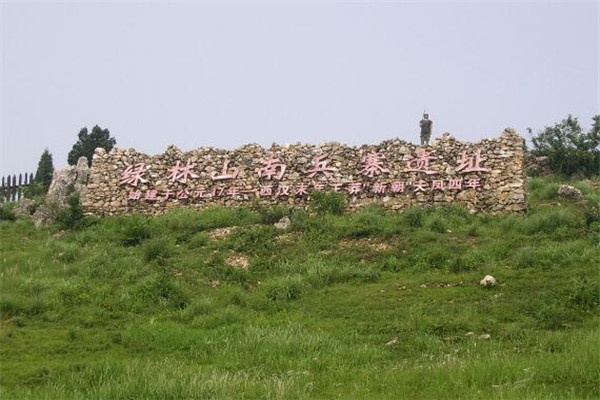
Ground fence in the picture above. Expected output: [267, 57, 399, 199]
[1, 173, 34, 203]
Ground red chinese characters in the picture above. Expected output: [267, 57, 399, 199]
[360, 151, 389, 177]
[456, 148, 489, 173]
[167, 160, 199, 183]
[120, 163, 149, 187]
[405, 149, 436, 174]
[305, 154, 337, 178]
[256, 154, 286, 180]
[211, 159, 240, 181]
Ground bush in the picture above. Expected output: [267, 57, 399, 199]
[118, 216, 151, 246]
[255, 205, 290, 224]
[566, 277, 599, 311]
[309, 191, 346, 216]
[0, 203, 16, 221]
[517, 208, 583, 235]
[229, 226, 277, 254]
[403, 206, 425, 228]
[134, 273, 187, 309]
[264, 275, 307, 301]
[428, 218, 448, 233]
[143, 237, 174, 262]
[531, 115, 599, 177]
[56, 193, 85, 230]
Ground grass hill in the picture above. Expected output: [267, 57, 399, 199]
[1, 177, 599, 399]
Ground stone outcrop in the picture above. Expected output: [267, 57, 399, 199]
[47, 157, 89, 208]
[82, 130, 527, 216]
[32, 205, 56, 228]
[557, 185, 583, 200]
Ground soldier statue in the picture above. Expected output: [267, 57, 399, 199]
[419, 113, 433, 146]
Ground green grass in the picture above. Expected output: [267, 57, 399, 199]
[0, 176, 599, 399]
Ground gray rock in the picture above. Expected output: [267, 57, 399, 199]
[32, 205, 56, 227]
[46, 156, 90, 208]
[274, 216, 291, 230]
[557, 185, 582, 200]
[13, 197, 35, 218]
[480, 275, 497, 287]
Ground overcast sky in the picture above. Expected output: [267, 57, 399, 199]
[1, 1, 598, 176]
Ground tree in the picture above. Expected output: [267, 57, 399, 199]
[531, 115, 600, 177]
[34, 148, 54, 191]
[67, 125, 116, 166]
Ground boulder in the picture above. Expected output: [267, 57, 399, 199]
[13, 197, 35, 218]
[274, 216, 291, 230]
[32, 205, 56, 228]
[479, 275, 497, 287]
[557, 185, 582, 200]
[46, 156, 90, 208]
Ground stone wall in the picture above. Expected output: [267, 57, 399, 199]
[81, 130, 526, 215]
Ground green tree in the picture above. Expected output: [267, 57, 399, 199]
[67, 125, 116, 166]
[34, 148, 54, 191]
[531, 115, 600, 177]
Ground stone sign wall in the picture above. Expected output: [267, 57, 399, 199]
[81, 130, 526, 215]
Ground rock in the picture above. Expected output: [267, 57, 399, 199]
[32, 205, 56, 227]
[13, 197, 35, 218]
[46, 156, 90, 208]
[477, 333, 491, 340]
[386, 337, 399, 346]
[480, 275, 497, 287]
[557, 185, 582, 200]
[274, 216, 291, 230]
[80, 129, 527, 216]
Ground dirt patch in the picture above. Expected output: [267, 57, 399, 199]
[208, 227, 236, 239]
[225, 255, 250, 269]
[419, 282, 463, 289]
[339, 238, 392, 252]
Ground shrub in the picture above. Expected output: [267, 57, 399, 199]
[229, 226, 277, 254]
[583, 199, 600, 228]
[428, 218, 448, 233]
[403, 206, 425, 227]
[187, 232, 209, 249]
[264, 275, 307, 301]
[309, 191, 346, 216]
[517, 208, 583, 235]
[134, 273, 188, 309]
[118, 216, 151, 246]
[0, 203, 16, 221]
[143, 237, 174, 262]
[305, 262, 380, 287]
[531, 115, 599, 177]
[255, 205, 290, 224]
[448, 255, 477, 273]
[566, 277, 599, 311]
[56, 193, 85, 230]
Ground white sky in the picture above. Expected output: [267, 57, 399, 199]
[1, 1, 598, 175]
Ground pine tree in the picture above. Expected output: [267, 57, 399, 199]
[34, 148, 54, 191]
[67, 125, 116, 166]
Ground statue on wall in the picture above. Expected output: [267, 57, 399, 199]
[419, 113, 433, 146]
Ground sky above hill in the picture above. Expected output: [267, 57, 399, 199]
[1, 1, 598, 175]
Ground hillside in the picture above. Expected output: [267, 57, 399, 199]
[0, 177, 598, 399]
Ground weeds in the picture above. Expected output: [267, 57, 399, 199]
[0, 176, 599, 399]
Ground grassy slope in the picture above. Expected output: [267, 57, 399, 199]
[0, 177, 598, 399]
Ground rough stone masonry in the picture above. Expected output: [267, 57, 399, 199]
[81, 129, 526, 215]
